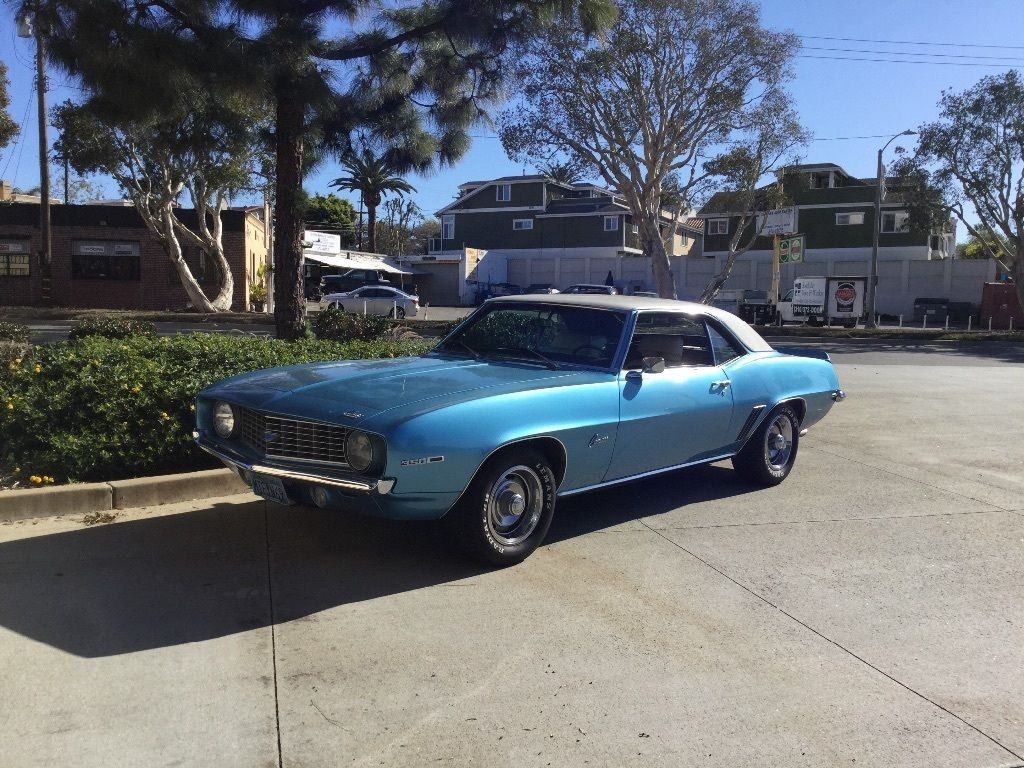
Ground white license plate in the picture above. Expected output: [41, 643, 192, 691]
[251, 474, 292, 505]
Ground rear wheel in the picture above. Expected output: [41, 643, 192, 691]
[391, 306, 406, 319]
[732, 404, 800, 486]
[447, 447, 556, 566]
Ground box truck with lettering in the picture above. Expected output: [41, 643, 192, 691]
[777, 276, 865, 327]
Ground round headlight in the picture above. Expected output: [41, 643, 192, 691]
[213, 401, 238, 439]
[345, 430, 374, 473]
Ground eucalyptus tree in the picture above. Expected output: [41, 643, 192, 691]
[52, 96, 268, 311]
[330, 149, 415, 253]
[500, 0, 803, 299]
[37, 0, 616, 336]
[894, 71, 1024, 314]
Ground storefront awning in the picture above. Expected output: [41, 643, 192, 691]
[304, 252, 414, 275]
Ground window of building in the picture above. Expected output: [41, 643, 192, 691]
[631, 223, 639, 235]
[625, 313, 713, 369]
[71, 240, 141, 280]
[835, 212, 865, 226]
[0, 239, 30, 277]
[809, 171, 834, 189]
[169, 246, 217, 283]
[495, 183, 511, 202]
[513, 218, 534, 231]
[603, 215, 619, 232]
[441, 215, 454, 240]
[880, 210, 910, 233]
[707, 218, 729, 235]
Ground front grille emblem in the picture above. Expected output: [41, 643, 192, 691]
[263, 431, 278, 444]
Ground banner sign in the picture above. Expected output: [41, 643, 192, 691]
[0, 240, 28, 253]
[303, 230, 342, 254]
[777, 234, 805, 264]
[758, 207, 796, 236]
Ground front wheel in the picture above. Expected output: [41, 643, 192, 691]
[447, 447, 557, 566]
[732, 405, 800, 486]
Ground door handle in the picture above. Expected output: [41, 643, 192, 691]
[711, 380, 731, 391]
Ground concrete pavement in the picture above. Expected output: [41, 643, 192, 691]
[0, 341, 1021, 767]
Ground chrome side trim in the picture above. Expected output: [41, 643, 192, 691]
[558, 453, 735, 497]
[197, 439, 392, 494]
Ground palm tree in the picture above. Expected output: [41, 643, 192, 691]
[536, 160, 586, 185]
[330, 150, 416, 253]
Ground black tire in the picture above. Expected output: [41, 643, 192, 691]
[732, 404, 800, 487]
[446, 447, 557, 566]
[391, 306, 406, 319]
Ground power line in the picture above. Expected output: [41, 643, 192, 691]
[803, 45, 1024, 63]
[798, 34, 1024, 51]
[0, 83, 36, 181]
[797, 54, 1020, 68]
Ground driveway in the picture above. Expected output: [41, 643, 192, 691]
[0, 340, 1021, 767]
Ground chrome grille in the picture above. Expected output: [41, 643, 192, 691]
[240, 408, 349, 466]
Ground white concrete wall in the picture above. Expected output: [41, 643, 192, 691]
[691, 249, 997, 317]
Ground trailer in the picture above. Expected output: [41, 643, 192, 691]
[776, 276, 866, 327]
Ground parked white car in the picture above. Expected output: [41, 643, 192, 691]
[322, 285, 420, 318]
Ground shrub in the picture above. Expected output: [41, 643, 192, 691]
[0, 333, 432, 484]
[312, 308, 391, 342]
[69, 316, 158, 340]
[0, 321, 30, 343]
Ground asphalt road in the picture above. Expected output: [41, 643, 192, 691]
[0, 341, 1022, 767]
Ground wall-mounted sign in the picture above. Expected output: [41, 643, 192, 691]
[0, 240, 28, 253]
[303, 230, 342, 254]
[758, 207, 796, 236]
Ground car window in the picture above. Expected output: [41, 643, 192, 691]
[441, 304, 627, 368]
[625, 313, 713, 369]
[707, 323, 745, 365]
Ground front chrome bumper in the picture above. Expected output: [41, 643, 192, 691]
[832, 389, 846, 402]
[196, 437, 395, 495]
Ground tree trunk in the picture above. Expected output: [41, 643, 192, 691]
[700, 249, 740, 304]
[208, 244, 234, 311]
[1013, 249, 1024, 325]
[163, 208, 218, 312]
[366, 201, 377, 253]
[273, 81, 306, 340]
[643, 214, 675, 299]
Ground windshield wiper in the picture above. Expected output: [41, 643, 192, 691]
[490, 346, 561, 370]
[445, 338, 480, 359]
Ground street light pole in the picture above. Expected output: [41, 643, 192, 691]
[867, 129, 916, 328]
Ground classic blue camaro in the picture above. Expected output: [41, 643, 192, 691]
[196, 295, 844, 565]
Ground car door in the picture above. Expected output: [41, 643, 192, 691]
[605, 311, 736, 481]
[338, 286, 367, 313]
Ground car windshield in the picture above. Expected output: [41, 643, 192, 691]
[438, 303, 627, 368]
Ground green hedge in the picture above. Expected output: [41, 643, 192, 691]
[0, 321, 30, 343]
[0, 333, 433, 484]
[68, 316, 158, 340]
[311, 308, 391, 341]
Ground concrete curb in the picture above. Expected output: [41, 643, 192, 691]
[0, 468, 250, 523]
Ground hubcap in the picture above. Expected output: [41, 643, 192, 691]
[486, 465, 544, 546]
[764, 415, 794, 470]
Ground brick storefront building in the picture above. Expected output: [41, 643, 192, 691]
[0, 203, 267, 311]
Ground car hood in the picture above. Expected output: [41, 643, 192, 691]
[201, 354, 587, 425]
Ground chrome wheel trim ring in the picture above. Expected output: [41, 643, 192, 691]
[764, 415, 794, 471]
[486, 465, 544, 546]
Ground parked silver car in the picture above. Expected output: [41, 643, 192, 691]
[322, 285, 420, 318]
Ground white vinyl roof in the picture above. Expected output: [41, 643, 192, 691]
[304, 252, 413, 275]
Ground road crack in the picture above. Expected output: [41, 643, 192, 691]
[264, 504, 284, 768]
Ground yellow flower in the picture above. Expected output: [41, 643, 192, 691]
[34, 364, 41, 374]
[6, 402, 12, 410]
[160, 411, 169, 420]
[29, 475, 41, 484]
[44, 476, 54, 484]
[189, 404, 195, 412]
[132, 386, 141, 394]
[13, 357, 21, 365]
[13, 467, 20, 473]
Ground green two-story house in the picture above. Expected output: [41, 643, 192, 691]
[699, 162, 954, 265]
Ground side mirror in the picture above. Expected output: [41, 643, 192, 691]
[642, 356, 666, 374]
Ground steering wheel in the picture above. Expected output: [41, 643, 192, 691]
[572, 344, 605, 360]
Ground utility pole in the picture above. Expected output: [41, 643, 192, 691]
[18, 2, 52, 303]
[867, 129, 916, 328]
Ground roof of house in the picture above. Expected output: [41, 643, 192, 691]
[0, 202, 256, 231]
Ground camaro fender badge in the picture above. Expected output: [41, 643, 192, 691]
[589, 433, 610, 447]
[342, 411, 364, 419]
[401, 456, 445, 467]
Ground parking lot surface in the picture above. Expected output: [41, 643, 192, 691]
[1, 340, 1022, 767]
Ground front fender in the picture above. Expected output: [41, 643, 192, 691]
[365, 374, 620, 497]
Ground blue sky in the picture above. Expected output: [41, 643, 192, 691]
[2, 0, 1023, 226]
